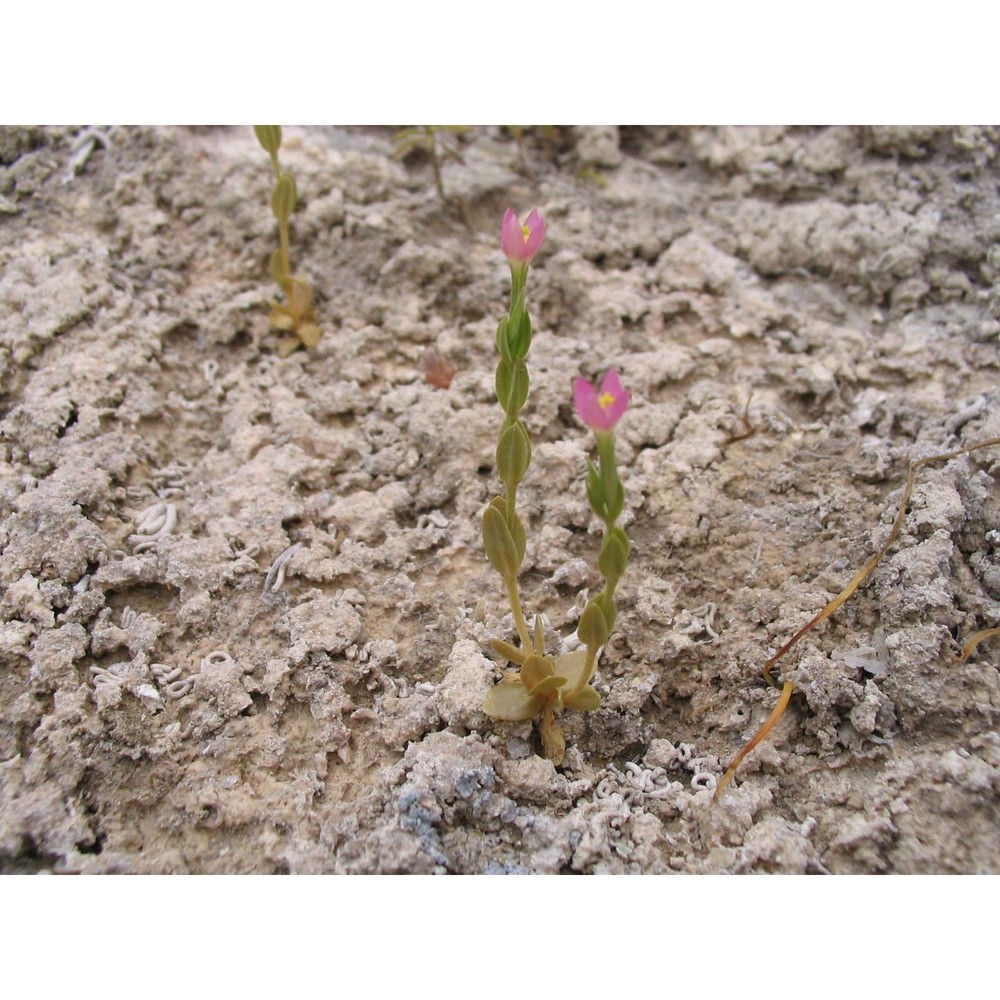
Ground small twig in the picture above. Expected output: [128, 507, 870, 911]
[716, 436, 1000, 801]
[951, 627, 1000, 666]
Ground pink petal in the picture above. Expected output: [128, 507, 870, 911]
[600, 368, 631, 426]
[501, 208, 522, 259]
[574, 369, 632, 431]
[574, 377, 611, 430]
[522, 209, 546, 259]
[573, 376, 605, 429]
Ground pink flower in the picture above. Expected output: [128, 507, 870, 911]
[501, 208, 546, 265]
[573, 369, 631, 432]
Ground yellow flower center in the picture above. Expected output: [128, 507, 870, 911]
[521, 223, 531, 241]
[598, 391, 616, 409]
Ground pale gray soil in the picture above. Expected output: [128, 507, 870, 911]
[1, 124, 998, 873]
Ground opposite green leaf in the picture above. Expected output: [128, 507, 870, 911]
[528, 674, 567, 698]
[586, 461, 606, 519]
[578, 600, 610, 648]
[520, 653, 554, 691]
[496, 420, 531, 486]
[506, 309, 532, 360]
[496, 317, 510, 360]
[483, 682, 541, 721]
[482, 502, 520, 579]
[272, 172, 297, 222]
[563, 685, 601, 712]
[254, 125, 282, 154]
[598, 529, 629, 581]
[491, 638, 526, 665]
[495, 358, 529, 415]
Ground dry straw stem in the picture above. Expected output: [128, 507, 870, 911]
[951, 627, 1000, 665]
[715, 436, 1000, 802]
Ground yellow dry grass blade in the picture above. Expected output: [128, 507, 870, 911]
[715, 436, 1000, 802]
[951, 627, 1000, 666]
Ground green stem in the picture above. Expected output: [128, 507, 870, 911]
[572, 644, 599, 699]
[505, 573, 533, 650]
[278, 217, 292, 284]
[267, 150, 292, 284]
[596, 432, 620, 526]
[509, 268, 526, 325]
[569, 432, 628, 698]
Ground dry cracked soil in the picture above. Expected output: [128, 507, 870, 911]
[1, 124, 998, 874]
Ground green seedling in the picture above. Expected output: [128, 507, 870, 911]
[392, 126, 472, 227]
[253, 126, 320, 356]
[715, 436, 1000, 800]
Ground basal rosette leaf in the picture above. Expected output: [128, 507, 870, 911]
[483, 681, 541, 721]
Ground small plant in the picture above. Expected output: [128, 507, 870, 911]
[253, 126, 320, 356]
[392, 126, 472, 227]
[481, 208, 633, 764]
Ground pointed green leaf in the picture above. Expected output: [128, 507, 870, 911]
[495, 358, 511, 409]
[496, 359, 529, 415]
[482, 502, 519, 579]
[605, 477, 625, 523]
[596, 590, 617, 631]
[272, 172, 297, 222]
[490, 638, 526, 666]
[483, 682, 542, 721]
[496, 317, 510, 360]
[533, 614, 545, 656]
[487, 497, 525, 567]
[496, 420, 531, 486]
[506, 309, 532, 360]
[585, 460, 606, 519]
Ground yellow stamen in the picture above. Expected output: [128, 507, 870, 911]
[521, 223, 531, 241]
[598, 391, 616, 409]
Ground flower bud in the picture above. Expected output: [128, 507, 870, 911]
[501, 208, 546, 265]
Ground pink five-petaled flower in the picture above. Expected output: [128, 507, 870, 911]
[573, 368, 631, 432]
[501, 208, 546, 265]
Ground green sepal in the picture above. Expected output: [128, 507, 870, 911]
[505, 309, 532, 360]
[496, 420, 531, 486]
[482, 501, 520, 579]
[563, 685, 601, 712]
[483, 682, 541, 721]
[598, 527, 630, 582]
[495, 358, 529, 415]
[254, 126, 282, 154]
[528, 674, 567, 698]
[491, 638, 526, 666]
[578, 600, 611, 648]
[272, 172, 297, 222]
